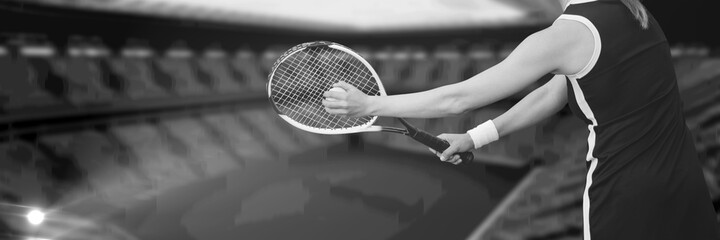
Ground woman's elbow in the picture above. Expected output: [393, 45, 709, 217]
[445, 96, 472, 116]
[437, 84, 472, 116]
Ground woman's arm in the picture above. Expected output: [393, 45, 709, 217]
[434, 75, 568, 164]
[323, 19, 592, 118]
[493, 75, 568, 137]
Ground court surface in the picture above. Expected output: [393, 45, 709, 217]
[71, 143, 528, 240]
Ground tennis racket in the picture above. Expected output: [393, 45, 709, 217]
[267, 41, 474, 164]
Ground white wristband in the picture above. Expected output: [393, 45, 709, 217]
[466, 120, 499, 149]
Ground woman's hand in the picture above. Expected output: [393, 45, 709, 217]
[322, 81, 371, 117]
[428, 133, 475, 165]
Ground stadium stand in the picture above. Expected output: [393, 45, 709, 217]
[153, 49, 211, 96]
[194, 50, 244, 93]
[0, 46, 68, 114]
[107, 48, 169, 100]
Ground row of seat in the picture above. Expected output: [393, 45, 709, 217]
[0, 107, 342, 210]
[0, 45, 505, 116]
[0, 47, 265, 114]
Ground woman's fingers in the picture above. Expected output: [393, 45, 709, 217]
[436, 133, 449, 141]
[432, 133, 472, 165]
[324, 108, 347, 115]
[439, 153, 462, 165]
[333, 81, 356, 92]
[449, 155, 462, 165]
[440, 143, 460, 162]
[323, 90, 346, 100]
[322, 99, 346, 109]
[322, 81, 372, 118]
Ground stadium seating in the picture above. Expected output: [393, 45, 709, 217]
[199, 111, 276, 162]
[156, 116, 241, 176]
[51, 56, 117, 105]
[195, 51, 244, 93]
[153, 49, 211, 96]
[37, 130, 152, 206]
[108, 122, 200, 190]
[106, 50, 169, 100]
[375, 46, 413, 89]
[0, 140, 60, 207]
[0, 47, 68, 114]
[433, 47, 470, 86]
[465, 44, 498, 79]
[403, 49, 438, 90]
[230, 49, 267, 92]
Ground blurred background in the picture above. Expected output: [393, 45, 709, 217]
[0, 0, 717, 239]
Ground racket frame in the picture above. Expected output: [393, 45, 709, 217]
[267, 41, 389, 135]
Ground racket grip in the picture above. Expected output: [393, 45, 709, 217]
[410, 129, 474, 164]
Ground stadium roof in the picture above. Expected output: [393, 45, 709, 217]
[20, 0, 563, 33]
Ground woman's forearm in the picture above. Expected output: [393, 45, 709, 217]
[366, 59, 544, 118]
[493, 75, 568, 137]
[366, 84, 464, 118]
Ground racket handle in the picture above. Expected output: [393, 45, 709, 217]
[410, 129, 474, 164]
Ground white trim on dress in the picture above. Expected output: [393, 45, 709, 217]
[555, 7, 603, 240]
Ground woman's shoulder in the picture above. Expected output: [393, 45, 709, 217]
[545, 18, 596, 76]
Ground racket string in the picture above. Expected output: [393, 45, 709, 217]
[281, 51, 316, 104]
[303, 47, 349, 128]
[291, 48, 340, 127]
[275, 51, 339, 128]
[276, 53, 333, 128]
[281, 99, 338, 129]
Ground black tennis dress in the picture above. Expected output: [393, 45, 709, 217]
[559, 0, 719, 239]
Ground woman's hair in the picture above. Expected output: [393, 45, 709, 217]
[620, 0, 649, 29]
